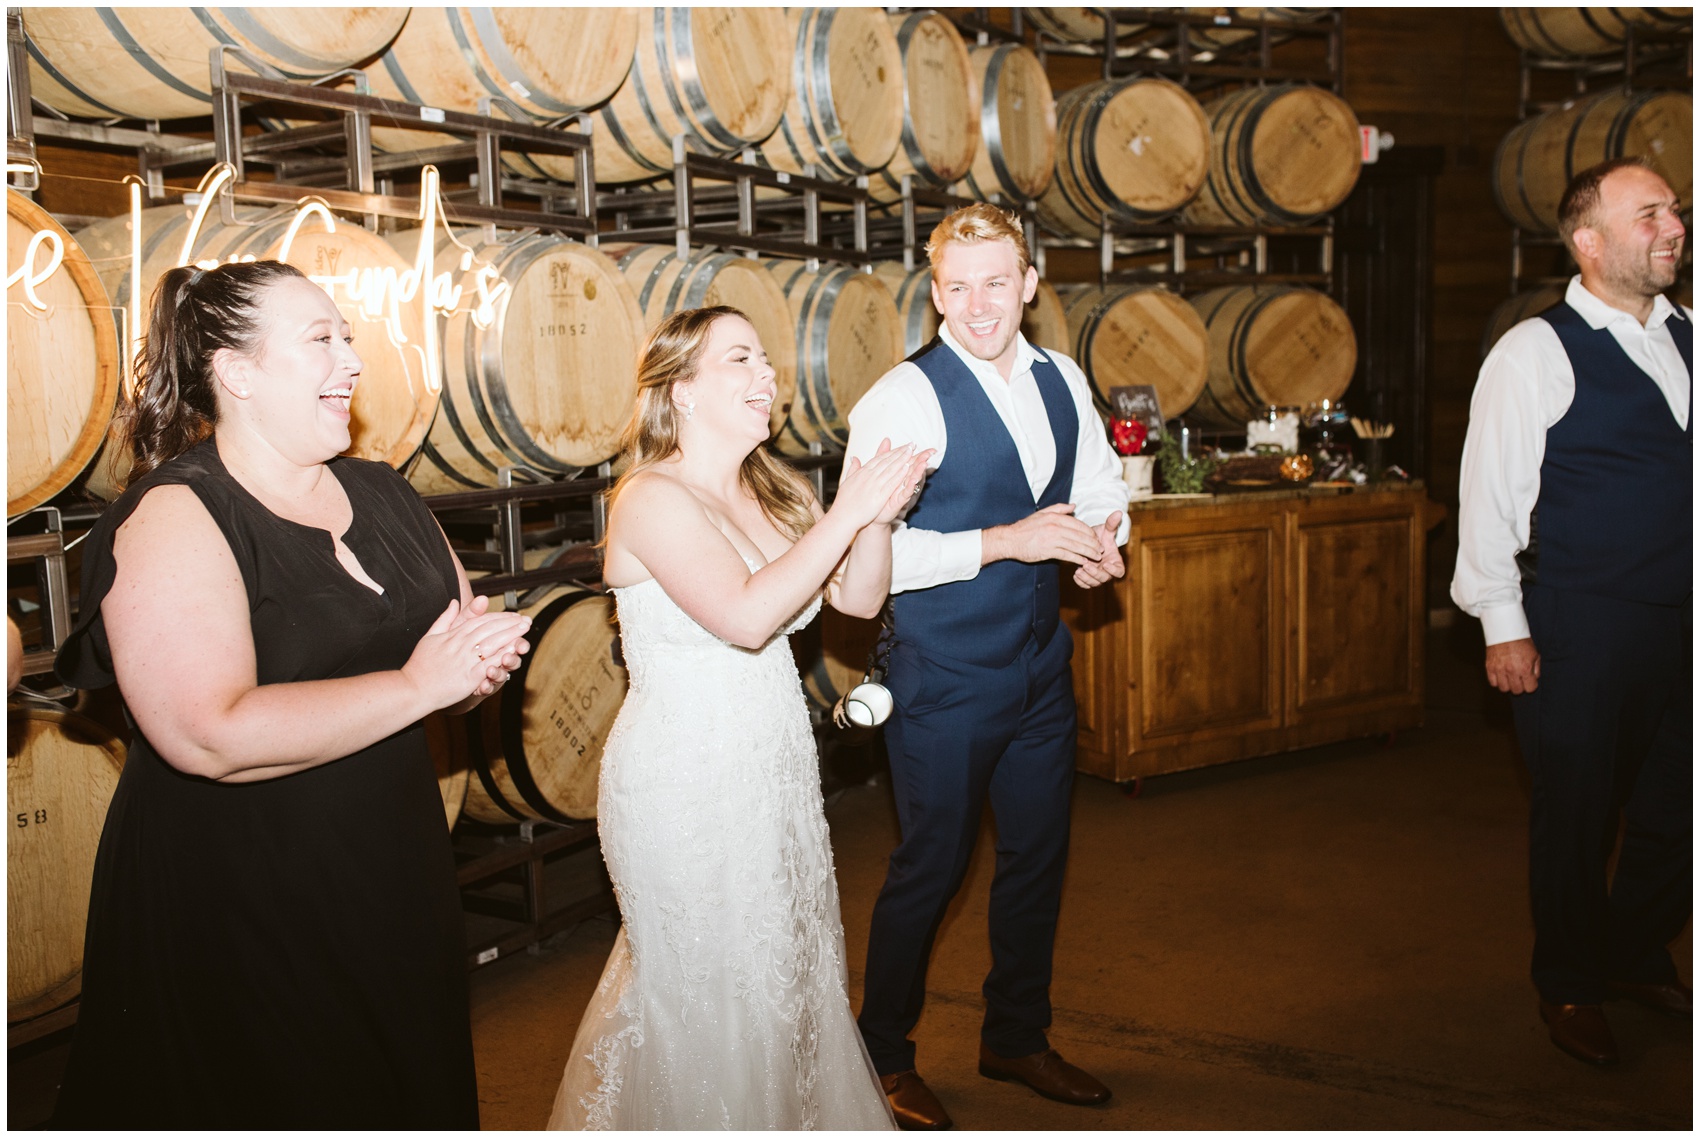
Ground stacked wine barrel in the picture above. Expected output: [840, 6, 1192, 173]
[1038, 77, 1213, 237]
[1058, 285, 1211, 418]
[1188, 285, 1358, 430]
[1492, 89, 1692, 234]
[763, 260, 905, 456]
[1184, 84, 1363, 227]
[7, 192, 119, 518]
[1500, 7, 1691, 57]
[461, 583, 628, 824]
[873, 12, 982, 202]
[8, 701, 127, 1022]
[383, 227, 648, 494]
[22, 7, 409, 120]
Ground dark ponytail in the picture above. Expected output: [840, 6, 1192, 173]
[119, 259, 307, 484]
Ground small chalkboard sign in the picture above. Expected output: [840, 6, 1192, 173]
[1107, 385, 1163, 434]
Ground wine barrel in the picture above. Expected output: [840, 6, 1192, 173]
[1037, 78, 1212, 238]
[365, 8, 636, 121]
[872, 12, 980, 202]
[22, 7, 408, 121]
[1183, 8, 1332, 52]
[874, 262, 941, 355]
[1481, 285, 1567, 358]
[463, 585, 628, 824]
[8, 701, 126, 1021]
[1500, 7, 1692, 57]
[760, 8, 904, 180]
[1188, 284, 1357, 429]
[1492, 89, 1692, 235]
[1027, 7, 1327, 48]
[509, 8, 791, 186]
[1184, 84, 1363, 227]
[1024, 278, 1071, 356]
[1025, 8, 1151, 41]
[955, 44, 1058, 204]
[384, 228, 645, 495]
[75, 204, 437, 494]
[8, 192, 120, 517]
[797, 608, 884, 722]
[424, 710, 469, 832]
[606, 244, 799, 439]
[1059, 284, 1210, 418]
[764, 261, 905, 456]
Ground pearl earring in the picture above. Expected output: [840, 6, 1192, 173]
[682, 399, 695, 422]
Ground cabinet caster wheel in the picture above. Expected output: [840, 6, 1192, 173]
[1118, 777, 1143, 799]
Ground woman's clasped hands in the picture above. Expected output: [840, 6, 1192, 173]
[836, 439, 934, 530]
[404, 594, 533, 707]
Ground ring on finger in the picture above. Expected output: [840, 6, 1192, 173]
[473, 642, 486, 661]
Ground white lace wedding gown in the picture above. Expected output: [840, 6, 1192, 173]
[547, 570, 896, 1130]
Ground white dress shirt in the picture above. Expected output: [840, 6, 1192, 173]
[1451, 276, 1693, 645]
[843, 324, 1131, 594]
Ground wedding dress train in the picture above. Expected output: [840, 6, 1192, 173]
[548, 572, 894, 1130]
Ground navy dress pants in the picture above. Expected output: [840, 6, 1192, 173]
[1512, 585, 1693, 1006]
[858, 629, 1078, 1076]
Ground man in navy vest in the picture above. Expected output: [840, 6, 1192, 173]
[1453, 158, 1691, 1067]
[843, 204, 1129, 1128]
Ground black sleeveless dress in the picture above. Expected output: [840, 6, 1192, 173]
[52, 439, 479, 1129]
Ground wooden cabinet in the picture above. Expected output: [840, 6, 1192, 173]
[1063, 483, 1435, 783]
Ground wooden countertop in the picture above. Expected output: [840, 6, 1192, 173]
[1127, 479, 1428, 513]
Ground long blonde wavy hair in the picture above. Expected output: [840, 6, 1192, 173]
[607, 305, 816, 541]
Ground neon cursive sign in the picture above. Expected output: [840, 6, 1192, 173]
[10, 164, 513, 399]
[5, 228, 64, 312]
[169, 163, 510, 396]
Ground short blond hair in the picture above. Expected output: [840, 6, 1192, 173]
[925, 202, 1032, 278]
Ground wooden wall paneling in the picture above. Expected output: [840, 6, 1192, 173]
[1332, 146, 1443, 481]
[1340, 9, 1523, 615]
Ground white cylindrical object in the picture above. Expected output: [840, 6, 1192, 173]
[845, 682, 894, 728]
[1122, 455, 1155, 502]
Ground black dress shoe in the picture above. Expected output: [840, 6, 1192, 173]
[977, 1044, 1111, 1105]
[1607, 979, 1692, 1019]
[1539, 1000, 1619, 1066]
[879, 1070, 953, 1130]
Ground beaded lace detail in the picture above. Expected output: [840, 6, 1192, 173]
[548, 571, 894, 1130]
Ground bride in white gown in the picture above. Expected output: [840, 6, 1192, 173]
[549, 307, 928, 1130]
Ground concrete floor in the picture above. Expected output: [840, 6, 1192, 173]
[10, 625, 1692, 1128]
[468, 622, 1691, 1130]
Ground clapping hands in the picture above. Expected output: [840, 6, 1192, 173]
[838, 438, 935, 530]
[404, 595, 533, 709]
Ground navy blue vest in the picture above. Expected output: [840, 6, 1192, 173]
[891, 339, 1079, 668]
[1522, 302, 1692, 605]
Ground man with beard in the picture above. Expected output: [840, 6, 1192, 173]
[1453, 158, 1692, 1066]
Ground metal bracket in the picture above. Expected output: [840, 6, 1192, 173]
[7, 510, 73, 691]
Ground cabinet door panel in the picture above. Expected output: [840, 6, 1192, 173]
[1294, 515, 1414, 710]
[1139, 527, 1279, 739]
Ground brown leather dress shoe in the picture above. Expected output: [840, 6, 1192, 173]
[879, 1070, 953, 1131]
[1607, 979, 1693, 1019]
[977, 1044, 1111, 1105]
[1539, 1000, 1619, 1066]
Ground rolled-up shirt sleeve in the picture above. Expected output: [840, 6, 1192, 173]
[842, 365, 984, 594]
[1450, 323, 1565, 646]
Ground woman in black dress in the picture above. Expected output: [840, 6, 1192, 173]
[52, 261, 531, 1128]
